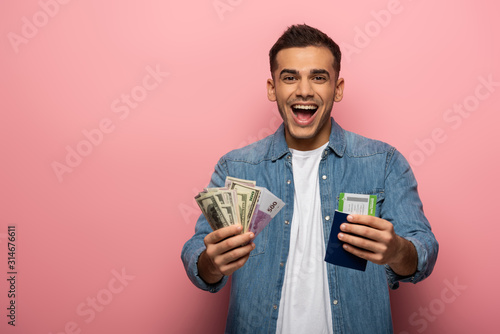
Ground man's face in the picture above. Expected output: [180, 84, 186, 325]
[267, 46, 344, 150]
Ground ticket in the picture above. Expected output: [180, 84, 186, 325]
[338, 193, 376, 216]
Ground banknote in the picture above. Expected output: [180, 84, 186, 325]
[227, 182, 261, 231]
[195, 177, 284, 236]
[248, 187, 286, 236]
[225, 177, 255, 229]
[195, 193, 228, 230]
[197, 188, 239, 225]
[225, 176, 256, 188]
[255, 186, 285, 219]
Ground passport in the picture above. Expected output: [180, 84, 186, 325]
[324, 210, 367, 271]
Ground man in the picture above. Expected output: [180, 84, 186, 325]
[182, 24, 438, 333]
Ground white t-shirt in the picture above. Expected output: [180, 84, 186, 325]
[276, 143, 333, 334]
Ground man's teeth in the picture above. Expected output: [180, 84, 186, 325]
[293, 105, 317, 110]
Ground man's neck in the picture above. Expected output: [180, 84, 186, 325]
[285, 126, 331, 151]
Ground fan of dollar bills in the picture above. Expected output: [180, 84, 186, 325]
[195, 176, 285, 237]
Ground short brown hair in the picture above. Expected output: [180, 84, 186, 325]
[269, 24, 341, 78]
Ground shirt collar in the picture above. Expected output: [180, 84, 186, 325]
[270, 118, 346, 161]
[327, 118, 346, 157]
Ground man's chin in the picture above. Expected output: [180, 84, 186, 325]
[286, 129, 318, 144]
[288, 122, 318, 137]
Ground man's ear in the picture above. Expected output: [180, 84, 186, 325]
[334, 77, 345, 102]
[267, 78, 276, 102]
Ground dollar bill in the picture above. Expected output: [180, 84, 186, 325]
[195, 193, 229, 230]
[225, 176, 256, 188]
[223, 189, 241, 225]
[220, 205, 237, 225]
[202, 188, 240, 225]
[207, 190, 232, 223]
[228, 181, 261, 232]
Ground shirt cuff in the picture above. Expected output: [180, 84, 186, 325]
[189, 246, 229, 293]
[385, 237, 427, 289]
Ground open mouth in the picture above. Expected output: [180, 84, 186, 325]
[291, 104, 319, 121]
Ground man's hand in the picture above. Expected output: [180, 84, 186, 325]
[338, 214, 417, 276]
[198, 224, 255, 284]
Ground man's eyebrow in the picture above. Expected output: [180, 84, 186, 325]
[310, 69, 330, 78]
[279, 69, 298, 76]
[279, 69, 331, 78]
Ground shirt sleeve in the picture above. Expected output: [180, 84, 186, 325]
[181, 157, 231, 292]
[381, 149, 439, 289]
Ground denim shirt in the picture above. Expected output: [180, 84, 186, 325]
[181, 118, 438, 334]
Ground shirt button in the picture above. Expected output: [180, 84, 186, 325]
[333, 300, 338, 305]
[322, 175, 327, 180]
[285, 220, 290, 225]
[280, 262, 284, 267]
[287, 180, 291, 184]
[273, 305, 278, 310]
[325, 216, 330, 221]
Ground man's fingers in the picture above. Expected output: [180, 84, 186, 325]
[205, 224, 243, 246]
[201, 224, 256, 279]
[219, 252, 252, 276]
[340, 222, 379, 241]
[341, 215, 395, 242]
[338, 215, 401, 265]
[346, 214, 380, 227]
[339, 232, 385, 253]
[205, 227, 255, 265]
[215, 242, 255, 269]
[346, 214, 394, 230]
[339, 234, 387, 263]
[221, 232, 254, 250]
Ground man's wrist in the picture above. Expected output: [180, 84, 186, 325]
[388, 237, 418, 277]
[197, 250, 224, 284]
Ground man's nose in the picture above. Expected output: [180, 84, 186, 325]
[295, 79, 314, 98]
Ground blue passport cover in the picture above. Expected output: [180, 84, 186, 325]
[324, 211, 367, 271]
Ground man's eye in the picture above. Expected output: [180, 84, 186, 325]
[313, 76, 326, 81]
[283, 76, 296, 81]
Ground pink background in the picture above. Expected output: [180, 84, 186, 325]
[1, 1, 499, 333]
